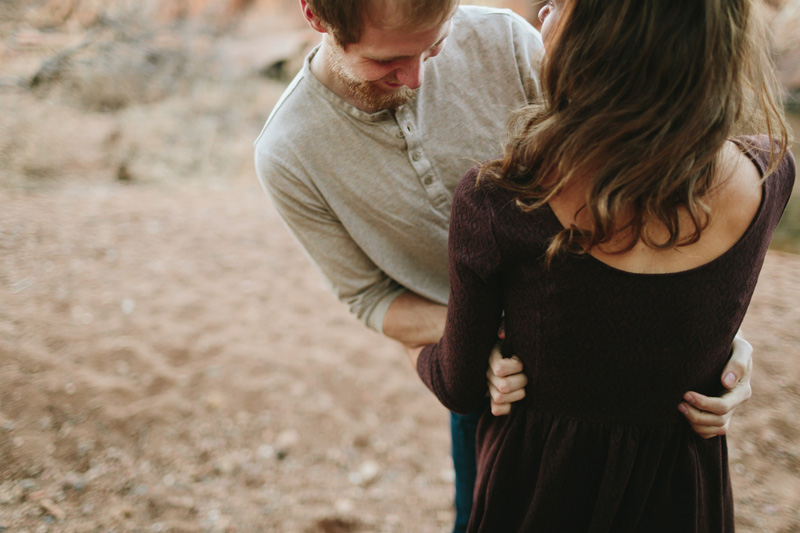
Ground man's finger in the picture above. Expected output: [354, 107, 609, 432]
[489, 351, 523, 378]
[488, 380, 526, 405]
[490, 400, 510, 416]
[689, 422, 729, 439]
[678, 401, 730, 427]
[683, 382, 752, 416]
[722, 334, 753, 389]
[487, 369, 528, 395]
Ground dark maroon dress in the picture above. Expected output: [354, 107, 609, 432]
[417, 136, 795, 532]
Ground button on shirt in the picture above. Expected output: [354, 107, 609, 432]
[255, 6, 542, 332]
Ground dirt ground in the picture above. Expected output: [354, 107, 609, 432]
[1, 2, 799, 532]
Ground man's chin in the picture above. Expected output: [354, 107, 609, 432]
[363, 87, 417, 111]
[347, 83, 416, 112]
[327, 53, 417, 111]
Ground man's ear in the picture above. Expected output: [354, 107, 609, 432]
[300, 0, 328, 33]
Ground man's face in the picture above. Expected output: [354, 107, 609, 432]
[325, 17, 452, 112]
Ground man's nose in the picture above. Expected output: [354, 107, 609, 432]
[395, 56, 425, 90]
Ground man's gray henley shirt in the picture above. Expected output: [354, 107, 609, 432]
[255, 6, 543, 333]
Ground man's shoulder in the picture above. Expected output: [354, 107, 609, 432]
[447, 5, 542, 71]
[255, 74, 310, 150]
[453, 4, 536, 36]
[253, 67, 331, 191]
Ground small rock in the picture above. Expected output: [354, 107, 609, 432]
[334, 498, 354, 514]
[204, 391, 225, 409]
[121, 298, 135, 314]
[274, 429, 299, 453]
[62, 471, 86, 491]
[117, 163, 134, 182]
[257, 444, 275, 460]
[358, 460, 380, 486]
[77, 441, 93, 458]
[39, 498, 66, 520]
[439, 467, 455, 484]
[214, 457, 237, 476]
[18, 479, 37, 491]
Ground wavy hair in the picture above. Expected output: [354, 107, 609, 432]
[479, 0, 790, 264]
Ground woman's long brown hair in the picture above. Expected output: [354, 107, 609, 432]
[479, 0, 790, 264]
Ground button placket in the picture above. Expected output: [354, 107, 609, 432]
[396, 108, 447, 205]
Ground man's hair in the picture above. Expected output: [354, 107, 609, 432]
[306, 0, 458, 46]
[479, 0, 790, 264]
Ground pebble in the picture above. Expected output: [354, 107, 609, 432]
[358, 460, 380, 486]
[274, 429, 299, 451]
[348, 460, 381, 487]
[439, 467, 455, 484]
[214, 457, 237, 476]
[77, 441, 93, 458]
[334, 498, 354, 514]
[121, 298, 135, 314]
[62, 471, 86, 491]
[18, 479, 37, 491]
[257, 444, 275, 460]
[39, 498, 66, 520]
[204, 391, 225, 409]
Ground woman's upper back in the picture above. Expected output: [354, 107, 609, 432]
[474, 135, 795, 423]
[546, 139, 768, 274]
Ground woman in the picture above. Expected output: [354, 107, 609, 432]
[412, 0, 795, 531]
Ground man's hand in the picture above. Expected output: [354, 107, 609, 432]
[678, 334, 753, 438]
[486, 348, 528, 416]
[404, 344, 423, 372]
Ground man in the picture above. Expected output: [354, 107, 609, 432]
[254, 1, 753, 531]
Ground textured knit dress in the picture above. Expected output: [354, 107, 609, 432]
[417, 136, 796, 532]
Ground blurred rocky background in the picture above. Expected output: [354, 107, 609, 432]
[1, 0, 798, 246]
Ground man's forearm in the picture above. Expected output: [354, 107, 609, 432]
[382, 291, 447, 347]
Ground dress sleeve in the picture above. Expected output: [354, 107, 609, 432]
[416, 169, 505, 414]
[255, 151, 406, 333]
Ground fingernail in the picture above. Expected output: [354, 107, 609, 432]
[723, 372, 737, 389]
[678, 404, 689, 415]
[684, 393, 695, 404]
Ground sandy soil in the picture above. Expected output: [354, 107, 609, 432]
[1, 173, 800, 533]
[1, 2, 799, 532]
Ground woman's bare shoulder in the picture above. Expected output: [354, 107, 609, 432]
[708, 141, 763, 239]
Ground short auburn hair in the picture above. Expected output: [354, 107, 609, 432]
[306, 0, 458, 46]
